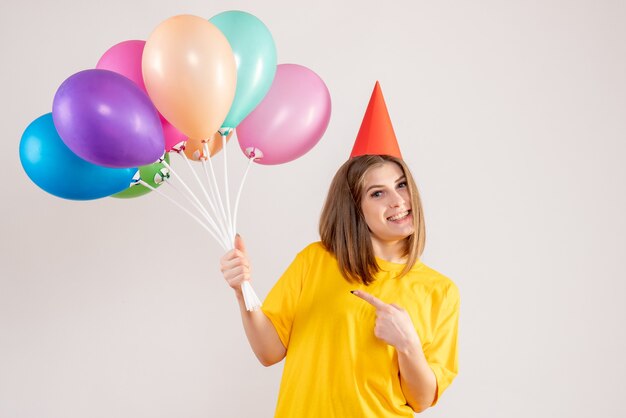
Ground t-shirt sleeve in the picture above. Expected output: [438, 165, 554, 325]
[424, 282, 460, 406]
[261, 249, 308, 349]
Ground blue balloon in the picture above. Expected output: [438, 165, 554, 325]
[210, 11, 277, 131]
[19, 113, 137, 200]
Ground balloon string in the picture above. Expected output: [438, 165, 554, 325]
[163, 178, 229, 248]
[160, 158, 230, 248]
[137, 180, 226, 251]
[200, 157, 231, 243]
[200, 142, 230, 236]
[233, 156, 255, 237]
[241, 281, 262, 311]
[222, 134, 235, 244]
[176, 150, 230, 244]
[203, 143, 232, 248]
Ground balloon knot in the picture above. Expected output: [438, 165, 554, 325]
[171, 141, 186, 153]
[245, 147, 263, 161]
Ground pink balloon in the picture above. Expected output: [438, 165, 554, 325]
[96, 40, 146, 89]
[97, 40, 186, 151]
[236, 64, 331, 165]
[159, 115, 187, 151]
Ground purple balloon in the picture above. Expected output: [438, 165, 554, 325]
[52, 69, 165, 168]
[236, 64, 331, 165]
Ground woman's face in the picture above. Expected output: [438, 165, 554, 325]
[360, 162, 414, 246]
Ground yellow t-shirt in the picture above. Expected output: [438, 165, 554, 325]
[262, 242, 460, 417]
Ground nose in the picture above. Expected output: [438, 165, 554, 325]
[388, 190, 405, 208]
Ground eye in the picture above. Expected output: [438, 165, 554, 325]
[397, 181, 408, 189]
[370, 190, 383, 198]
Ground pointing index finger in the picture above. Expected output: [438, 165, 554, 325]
[352, 290, 387, 310]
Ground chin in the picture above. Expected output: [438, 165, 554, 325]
[373, 232, 414, 245]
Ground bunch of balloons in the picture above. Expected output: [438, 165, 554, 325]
[19, 11, 332, 310]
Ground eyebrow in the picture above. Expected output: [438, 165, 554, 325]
[365, 176, 407, 193]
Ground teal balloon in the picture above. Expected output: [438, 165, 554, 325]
[20, 113, 137, 200]
[210, 10, 277, 130]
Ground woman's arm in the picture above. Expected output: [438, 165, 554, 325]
[352, 290, 436, 412]
[396, 341, 437, 412]
[221, 236, 286, 366]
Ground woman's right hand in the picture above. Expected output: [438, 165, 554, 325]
[220, 235, 287, 366]
[220, 234, 251, 294]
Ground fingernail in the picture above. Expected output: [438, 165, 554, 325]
[350, 290, 357, 295]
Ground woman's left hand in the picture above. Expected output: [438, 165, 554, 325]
[352, 290, 422, 354]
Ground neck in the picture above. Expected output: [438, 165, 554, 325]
[371, 238, 407, 263]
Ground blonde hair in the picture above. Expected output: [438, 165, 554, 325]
[319, 155, 426, 285]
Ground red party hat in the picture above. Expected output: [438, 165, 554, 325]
[350, 81, 402, 159]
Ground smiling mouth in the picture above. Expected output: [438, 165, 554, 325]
[387, 210, 411, 221]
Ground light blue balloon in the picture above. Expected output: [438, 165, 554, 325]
[19, 113, 137, 200]
[210, 10, 277, 130]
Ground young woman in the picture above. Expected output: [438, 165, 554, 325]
[220, 154, 460, 417]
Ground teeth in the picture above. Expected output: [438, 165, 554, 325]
[388, 211, 410, 221]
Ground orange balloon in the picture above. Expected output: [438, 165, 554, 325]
[143, 15, 237, 141]
[184, 131, 233, 161]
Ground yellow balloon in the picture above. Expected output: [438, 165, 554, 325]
[143, 15, 237, 141]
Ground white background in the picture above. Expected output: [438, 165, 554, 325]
[1, 0, 625, 417]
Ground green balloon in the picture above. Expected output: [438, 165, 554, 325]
[111, 153, 170, 199]
[210, 11, 277, 130]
